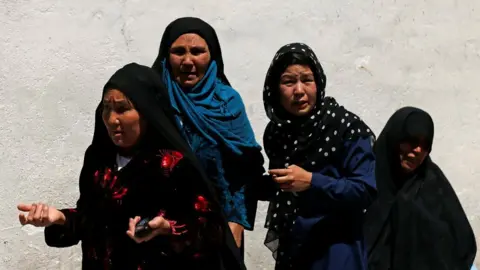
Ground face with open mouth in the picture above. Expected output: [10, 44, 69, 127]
[169, 33, 211, 89]
[398, 137, 429, 173]
[102, 89, 145, 149]
[278, 64, 317, 116]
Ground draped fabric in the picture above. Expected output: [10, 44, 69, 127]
[364, 106, 476, 270]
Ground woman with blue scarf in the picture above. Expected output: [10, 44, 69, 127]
[152, 17, 265, 257]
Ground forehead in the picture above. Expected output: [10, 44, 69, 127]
[282, 64, 313, 74]
[171, 33, 208, 47]
[103, 89, 127, 100]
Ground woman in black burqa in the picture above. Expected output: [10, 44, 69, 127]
[364, 106, 476, 270]
[17, 63, 244, 270]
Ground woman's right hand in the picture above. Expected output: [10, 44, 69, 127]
[17, 203, 66, 227]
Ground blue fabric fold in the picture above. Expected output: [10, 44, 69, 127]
[160, 59, 260, 155]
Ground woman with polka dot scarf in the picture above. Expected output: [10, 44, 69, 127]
[261, 43, 377, 270]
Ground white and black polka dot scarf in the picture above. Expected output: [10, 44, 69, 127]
[262, 43, 375, 267]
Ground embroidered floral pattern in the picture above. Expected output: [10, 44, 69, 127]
[157, 150, 184, 176]
[75, 148, 214, 267]
[156, 210, 188, 235]
[194, 195, 210, 213]
[94, 168, 128, 202]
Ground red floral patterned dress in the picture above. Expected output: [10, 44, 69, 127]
[44, 147, 224, 269]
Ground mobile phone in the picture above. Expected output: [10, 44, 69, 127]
[135, 217, 153, 238]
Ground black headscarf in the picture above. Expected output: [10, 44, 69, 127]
[364, 106, 476, 270]
[88, 63, 245, 270]
[262, 43, 375, 260]
[151, 16, 230, 85]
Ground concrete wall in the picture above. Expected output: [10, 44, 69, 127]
[1, 0, 479, 269]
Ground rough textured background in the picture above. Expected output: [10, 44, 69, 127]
[1, 0, 479, 269]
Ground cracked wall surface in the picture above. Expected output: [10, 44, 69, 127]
[1, 0, 480, 269]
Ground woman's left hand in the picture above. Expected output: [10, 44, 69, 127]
[269, 165, 313, 192]
[126, 216, 173, 243]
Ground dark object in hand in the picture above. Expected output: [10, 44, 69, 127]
[135, 217, 153, 238]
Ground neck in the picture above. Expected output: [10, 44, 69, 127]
[117, 147, 137, 158]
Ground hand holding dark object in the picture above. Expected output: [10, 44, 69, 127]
[269, 165, 313, 192]
[134, 217, 153, 238]
[17, 203, 66, 227]
[126, 215, 187, 243]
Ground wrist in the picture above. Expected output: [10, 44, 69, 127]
[306, 171, 313, 184]
[54, 212, 67, 226]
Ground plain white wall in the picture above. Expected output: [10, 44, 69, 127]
[1, 0, 480, 269]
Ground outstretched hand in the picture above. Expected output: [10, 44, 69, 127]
[17, 203, 66, 227]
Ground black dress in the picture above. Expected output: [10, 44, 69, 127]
[45, 63, 244, 270]
[46, 145, 229, 269]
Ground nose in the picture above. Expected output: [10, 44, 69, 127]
[181, 53, 194, 67]
[413, 145, 422, 153]
[293, 82, 306, 95]
[106, 111, 119, 127]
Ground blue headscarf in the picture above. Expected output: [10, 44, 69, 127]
[160, 59, 260, 155]
[152, 17, 260, 155]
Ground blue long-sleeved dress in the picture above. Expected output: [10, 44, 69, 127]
[278, 136, 376, 270]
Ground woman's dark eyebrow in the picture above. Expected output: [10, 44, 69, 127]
[102, 98, 129, 105]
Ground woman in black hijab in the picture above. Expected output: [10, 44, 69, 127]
[262, 43, 377, 270]
[17, 63, 244, 270]
[364, 106, 476, 270]
[152, 17, 265, 253]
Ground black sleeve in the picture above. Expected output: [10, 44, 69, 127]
[224, 146, 268, 230]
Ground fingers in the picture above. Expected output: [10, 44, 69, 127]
[128, 216, 141, 233]
[126, 216, 150, 244]
[19, 213, 27, 225]
[149, 217, 180, 235]
[126, 229, 136, 241]
[268, 168, 291, 176]
[126, 217, 139, 238]
[33, 203, 43, 221]
[279, 183, 294, 189]
[148, 216, 166, 229]
[19, 203, 50, 227]
[41, 205, 49, 223]
[27, 204, 37, 223]
[17, 204, 32, 212]
[273, 175, 293, 184]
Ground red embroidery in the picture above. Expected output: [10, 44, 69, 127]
[156, 210, 188, 236]
[168, 220, 188, 235]
[194, 195, 210, 213]
[104, 168, 112, 183]
[157, 150, 183, 176]
[157, 210, 166, 217]
[93, 168, 128, 202]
